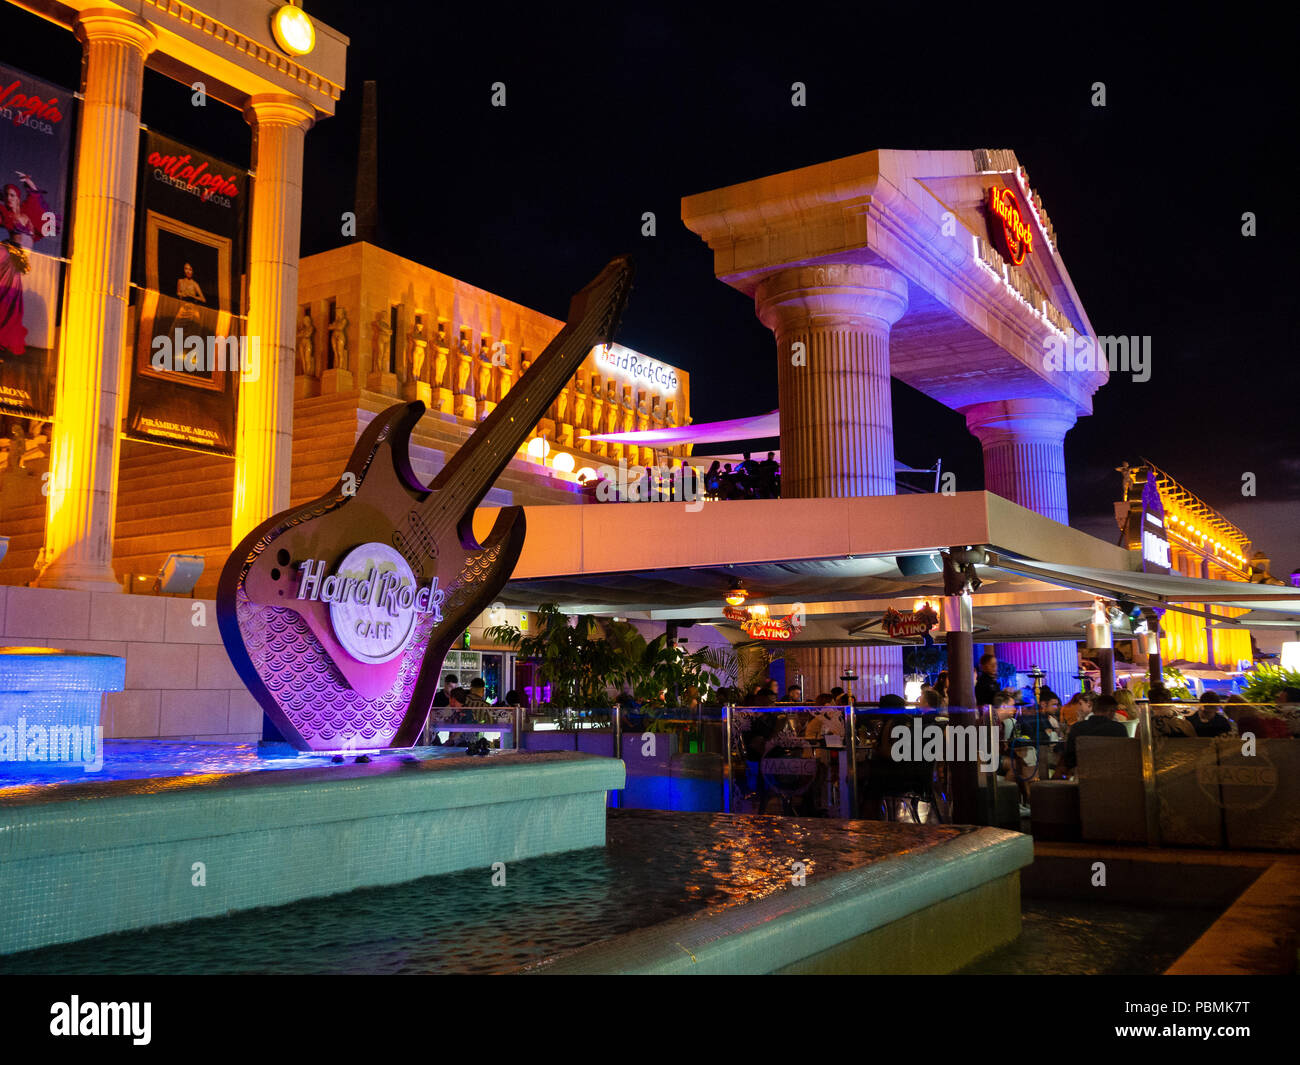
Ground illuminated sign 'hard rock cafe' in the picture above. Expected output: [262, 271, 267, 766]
[297, 542, 446, 665]
[987, 186, 1034, 265]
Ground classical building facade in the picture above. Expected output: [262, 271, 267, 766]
[684, 148, 1104, 699]
[293, 241, 692, 484]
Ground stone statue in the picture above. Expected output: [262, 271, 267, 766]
[433, 344, 448, 390]
[406, 316, 429, 383]
[329, 308, 349, 373]
[296, 308, 315, 377]
[370, 312, 391, 377]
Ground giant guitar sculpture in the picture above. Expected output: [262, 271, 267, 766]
[218, 257, 634, 750]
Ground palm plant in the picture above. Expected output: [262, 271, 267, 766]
[1241, 663, 1300, 704]
[484, 603, 623, 709]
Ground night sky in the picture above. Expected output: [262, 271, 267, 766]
[8, 4, 1297, 574]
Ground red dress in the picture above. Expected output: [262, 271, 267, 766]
[0, 187, 50, 356]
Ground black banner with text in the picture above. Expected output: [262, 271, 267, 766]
[127, 132, 248, 455]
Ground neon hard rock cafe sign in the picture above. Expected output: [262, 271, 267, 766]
[297, 543, 446, 664]
[988, 186, 1034, 265]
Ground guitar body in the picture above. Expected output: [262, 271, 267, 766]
[217, 257, 633, 751]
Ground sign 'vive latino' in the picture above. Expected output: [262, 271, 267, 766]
[987, 186, 1034, 265]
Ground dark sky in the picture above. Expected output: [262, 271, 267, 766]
[8, 3, 1297, 573]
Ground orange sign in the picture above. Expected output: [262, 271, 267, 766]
[988, 186, 1034, 265]
[747, 616, 795, 641]
[882, 604, 939, 639]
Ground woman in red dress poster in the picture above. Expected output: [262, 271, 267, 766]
[0, 172, 52, 356]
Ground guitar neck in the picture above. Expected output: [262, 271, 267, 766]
[426, 256, 634, 521]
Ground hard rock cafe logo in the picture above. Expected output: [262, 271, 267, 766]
[988, 186, 1034, 265]
[296, 542, 445, 664]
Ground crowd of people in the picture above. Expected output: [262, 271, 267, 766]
[427, 673, 529, 749]
[725, 652, 1299, 820]
[702, 452, 780, 500]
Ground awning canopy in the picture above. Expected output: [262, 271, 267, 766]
[581, 410, 778, 445]
[581, 411, 936, 475]
[983, 555, 1300, 614]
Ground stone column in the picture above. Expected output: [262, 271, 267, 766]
[38, 11, 156, 592]
[964, 397, 1077, 525]
[756, 263, 909, 694]
[965, 397, 1080, 696]
[231, 95, 314, 546]
[757, 264, 908, 499]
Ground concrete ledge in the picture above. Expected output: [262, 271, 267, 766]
[0, 751, 624, 956]
[1166, 857, 1300, 975]
[528, 826, 1032, 974]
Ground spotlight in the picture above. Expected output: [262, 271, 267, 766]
[271, 2, 316, 56]
[157, 553, 205, 595]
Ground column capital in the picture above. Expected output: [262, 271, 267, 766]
[243, 93, 317, 132]
[75, 8, 158, 51]
[963, 396, 1078, 447]
[756, 262, 908, 334]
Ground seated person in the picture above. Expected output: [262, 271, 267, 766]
[1235, 711, 1290, 740]
[1113, 688, 1138, 721]
[1191, 692, 1233, 737]
[1148, 684, 1195, 737]
[1018, 688, 1064, 747]
[1063, 693, 1129, 773]
[785, 684, 803, 704]
[1274, 686, 1300, 737]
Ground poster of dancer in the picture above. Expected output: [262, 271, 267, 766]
[0, 63, 76, 420]
[127, 132, 248, 455]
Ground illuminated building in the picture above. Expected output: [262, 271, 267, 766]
[1116, 462, 1259, 673]
[291, 242, 691, 512]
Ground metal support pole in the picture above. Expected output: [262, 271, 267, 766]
[944, 591, 979, 824]
[723, 702, 733, 813]
[1137, 702, 1159, 846]
[847, 703, 858, 819]
[1096, 648, 1116, 697]
[611, 700, 622, 808]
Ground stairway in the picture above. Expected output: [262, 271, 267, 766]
[1, 389, 590, 597]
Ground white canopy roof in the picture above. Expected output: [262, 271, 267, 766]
[984, 555, 1300, 615]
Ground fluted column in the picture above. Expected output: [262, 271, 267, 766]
[232, 95, 314, 545]
[965, 397, 1081, 697]
[964, 397, 1077, 525]
[757, 264, 908, 499]
[755, 264, 908, 696]
[38, 11, 157, 592]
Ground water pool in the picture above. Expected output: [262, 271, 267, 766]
[0, 740, 466, 792]
[0, 810, 973, 975]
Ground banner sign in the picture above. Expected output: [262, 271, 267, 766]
[724, 605, 805, 641]
[0, 63, 76, 419]
[882, 603, 940, 639]
[1140, 470, 1172, 575]
[127, 132, 248, 454]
